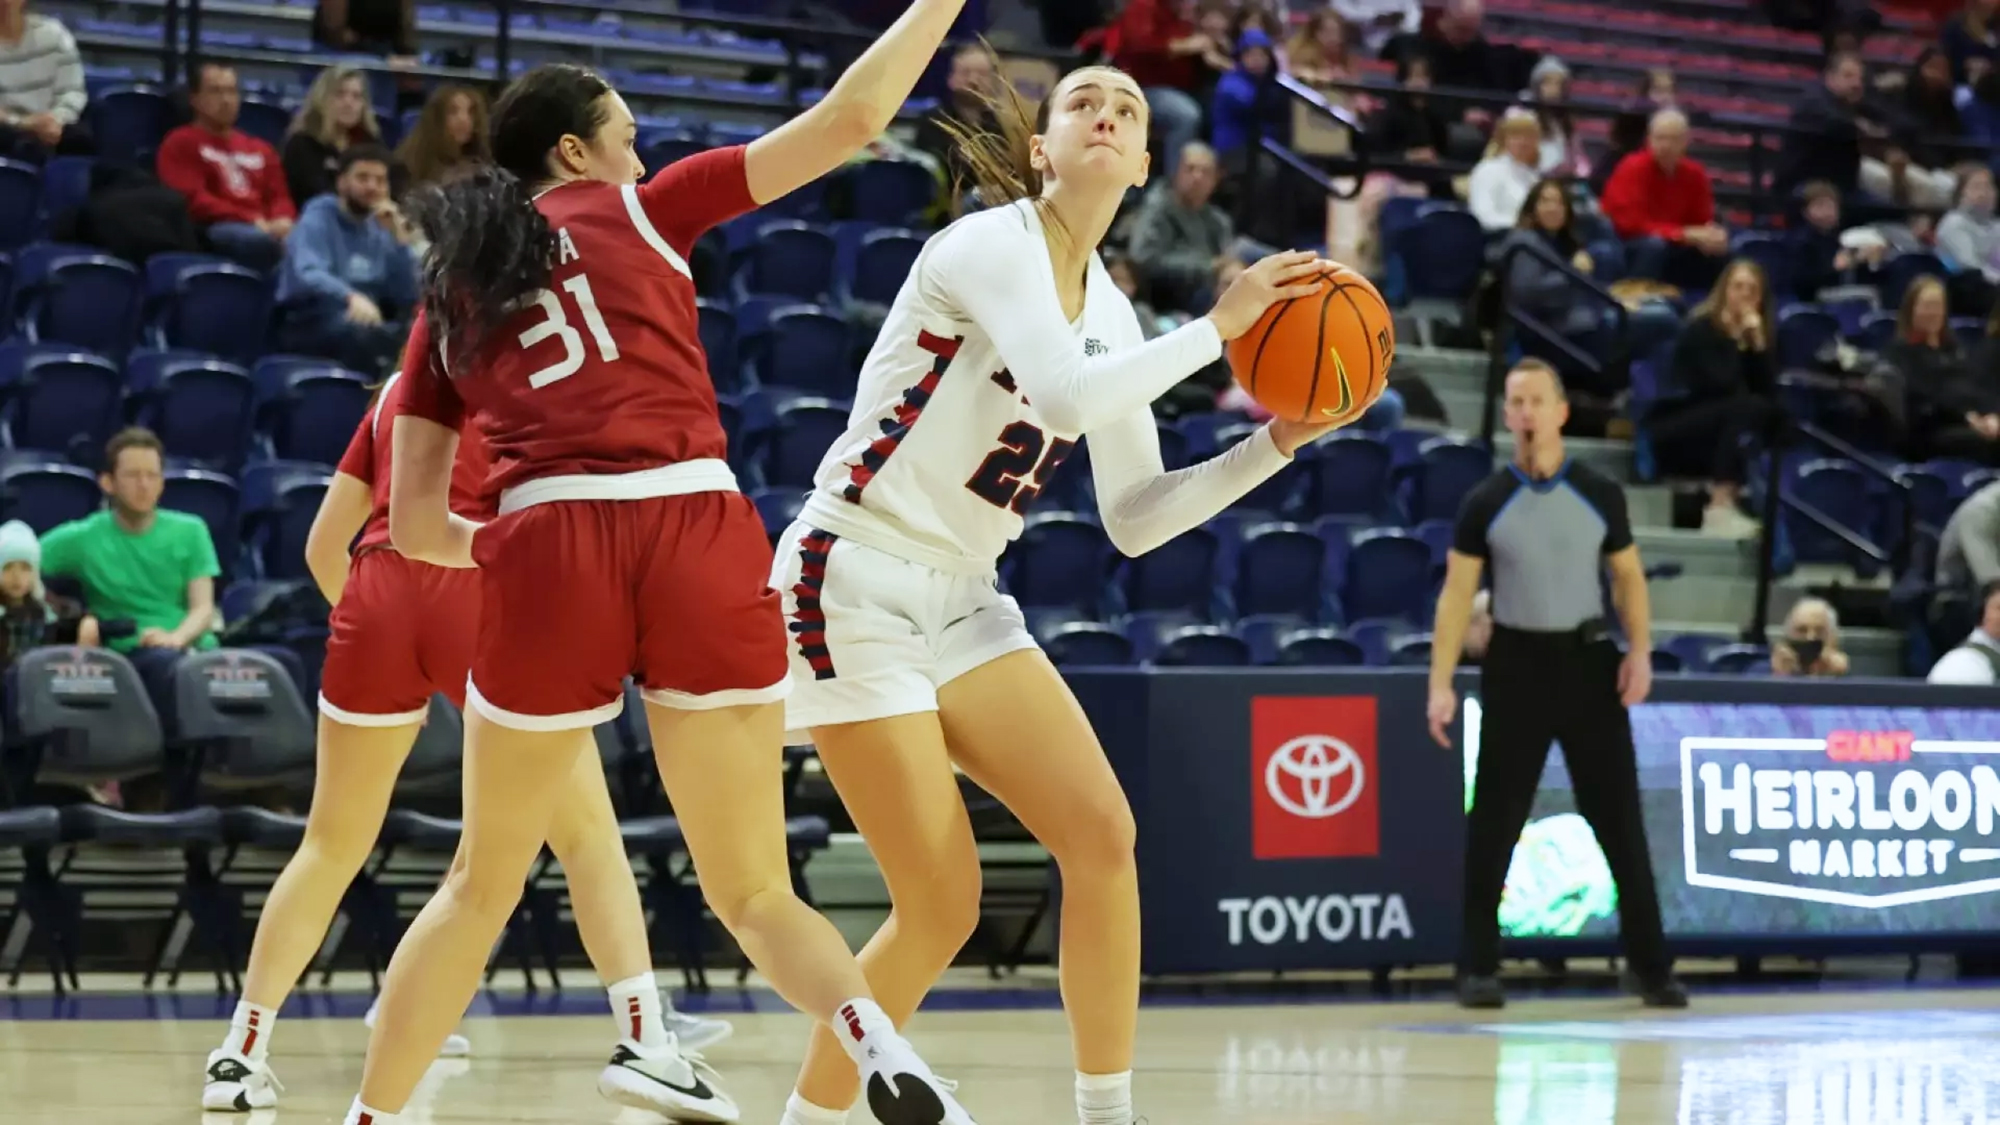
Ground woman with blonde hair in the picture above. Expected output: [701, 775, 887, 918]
[1285, 9, 1355, 89]
[395, 83, 489, 193]
[282, 65, 383, 205]
[1660, 258, 1781, 535]
[1466, 108, 1543, 230]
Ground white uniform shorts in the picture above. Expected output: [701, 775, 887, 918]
[772, 520, 1037, 742]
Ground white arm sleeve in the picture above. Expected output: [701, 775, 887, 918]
[923, 211, 1225, 435]
[1089, 409, 1293, 557]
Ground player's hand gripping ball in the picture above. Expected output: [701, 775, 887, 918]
[1226, 263, 1395, 423]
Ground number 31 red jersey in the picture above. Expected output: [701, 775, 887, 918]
[398, 147, 756, 508]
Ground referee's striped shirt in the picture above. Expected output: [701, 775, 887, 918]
[0, 15, 87, 126]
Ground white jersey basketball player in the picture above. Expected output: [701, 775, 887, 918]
[768, 64, 1344, 1125]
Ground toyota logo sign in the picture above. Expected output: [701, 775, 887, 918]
[1265, 734, 1367, 820]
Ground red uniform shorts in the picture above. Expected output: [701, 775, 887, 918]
[318, 549, 479, 725]
[465, 491, 791, 731]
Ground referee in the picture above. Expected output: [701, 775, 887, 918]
[1426, 359, 1686, 1010]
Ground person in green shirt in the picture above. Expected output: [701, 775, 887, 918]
[39, 428, 221, 713]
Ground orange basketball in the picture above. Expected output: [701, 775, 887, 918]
[1226, 264, 1395, 423]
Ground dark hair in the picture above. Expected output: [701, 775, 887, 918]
[1514, 176, 1573, 235]
[1800, 179, 1841, 208]
[337, 143, 393, 175]
[1981, 577, 2000, 611]
[1826, 49, 1864, 75]
[193, 62, 234, 95]
[407, 64, 614, 361]
[104, 427, 164, 473]
[398, 84, 492, 188]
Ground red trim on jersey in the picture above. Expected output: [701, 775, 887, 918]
[788, 529, 840, 681]
[839, 332, 960, 504]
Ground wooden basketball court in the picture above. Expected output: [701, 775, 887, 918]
[4, 969, 1998, 1123]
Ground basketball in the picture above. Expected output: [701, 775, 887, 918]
[1226, 264, 1395, 423]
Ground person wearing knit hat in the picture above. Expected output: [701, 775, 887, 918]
[0, 518, 95, 666]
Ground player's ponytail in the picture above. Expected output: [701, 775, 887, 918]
[937, 49, 1076, 252]
[406, 63, 613, 365]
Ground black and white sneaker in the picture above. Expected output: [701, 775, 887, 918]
[860, 1036, 977, 1125]
[596, 1038, 739, 1123]
[201, 1048, 283, 1111]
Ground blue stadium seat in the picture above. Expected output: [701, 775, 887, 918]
[1152, 625, 1251, 666]
[1388, 633, 1434, 665]
[25, 255, 141, 355]
[239, 459, 330, 514]
[696, 300, 740, 391]
[1043, 622, 1136, 667]
[249, 355, 349, 405]
[1309, 432, 1394, 519]
[264, 371, 371, 466]
[1342, 617, 1409, 665]
[1232, 523, 1325, 620]
[142, 251, 232, 314]
[1120, 609, 1200, 662]
[848, 159, 936, 226]
[744, 222, 837, 301]
[0, 160, 41, 251]
[1897, 465, 1956, 531]
[1649, 648, 1685, 673]
[7, 242, 94, 325]
[1236, 612, 1309, 664]
[12, 351, 123, 460]
[1275, 627, 1366, 666]
[138, 360, 255, 471]
[234, 100, 292, 148]
[1950, 316, 1984, 349]
[0, 462, 99, 533]
[1413, 518, 1455, 568]
[1852, 310, 1898, 351]
[1661, 633, 1732, 672]
[755, 306, 853, 397]
[848, 229, 925, 307]
[1879, 252, 1946, 307]
[39, 156, 92, 222]
[1217, 423, 1303, 515]
[156, 264, 272, 362]
[765, 398, 846, 488]
[1342, 530, 1433, 624]
[1117, 527, 1217, 617]
[1706, 644, 1770, 675]
[640, 131, 709, 176]
[0, 250, 12, 317]
[160, 469, 243, 576]
[1402, 206, 1485, 301]
[751, 486, 804, 540]
[1410, 437, 1492, 524]
[1155, 423, 1189, 471]
[1776, 306, 1839, 370]
[89, 86, 173, 160]
[1731, 232, 1793, 298]
[250, 472, 330, 579]
[1005, 513, 1109, 611]
[1787, 458, 1878, 570]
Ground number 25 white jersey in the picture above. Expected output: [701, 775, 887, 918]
[797, 200, 1149, 574]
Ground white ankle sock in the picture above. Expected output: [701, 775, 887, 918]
[829, 997, 899, 1067]
[342, 1096, 396, 1124]
[606, 972, 671, 1052]
[1076, 1070, 1133, 1125]
[222, 1000, 277, 1061]
[779, 1090, 850, 1125]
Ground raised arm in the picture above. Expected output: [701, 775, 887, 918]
[1088, 407, 1292, 556]
[930, 217, 1322, 433]
[743, 0, 968, 205]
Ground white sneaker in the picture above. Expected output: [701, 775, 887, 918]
[860, 1036, 977, 1125]
[598, 1038, 740, 1122]
[1701, 504, 1761, 539]
[363, 999, 472, 1057]
[201, 1048, 283, 1111]
[664, 1004, 733, 1050]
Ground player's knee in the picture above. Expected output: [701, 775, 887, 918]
[438, 849, 532, 922]
[298, 805, 385, 870]
[704, 877, 797, 935]
[1047, 792, 1137, 878]
[893, 861, 983, 954]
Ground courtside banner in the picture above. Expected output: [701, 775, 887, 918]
[1068, 669, 1464, 974]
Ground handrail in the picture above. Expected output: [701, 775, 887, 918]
[1745, 417, 1915, 640]
[1482, 237, 1631, 448]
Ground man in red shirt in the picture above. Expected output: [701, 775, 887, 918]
[1106, 0, 1210, 176]
[156, 63, 296, 271]
[1600, 108, 1729, 288]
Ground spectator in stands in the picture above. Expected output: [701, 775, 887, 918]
[1210, 29, 1290, 163]
[1937, 165, 2000, 309]
[1939, 481, 2000, 594]
[1466, 108, 1541, 231]
[1106, 0, 1210, 178]
[157, 63, 297, 272]
[1284, 10, 1357, 90]
[0, 0, 91, 160]
[0, 519, 95, 667]
[1593, 68, 1677, 196]
[1494, 179, 1605, 348]
[1332, 0, 1421, 58]
[275, 144, 417, 375]
[1659, 259, 1779, 536]
[1788, 180, 1875, 298]
[394, 83, 487, 195]
[1602, 108, 1727, 288]
[1942, 0, 2000, 84]
[913, 44, 1000, 196]
[40, 428, 220, 719]
[1887, 274, 2000, 460]
[1365, 52, 1454, 197]
[1929, 578, 2000, 684]
[1416, 0, 1504, 124]
[281, 65, 384, 206]
[315, 0, 415, 60]
[1524, 56, 1581, 179]
[1104, 251, 1168, 340]
[1770, 597, 1851, 676]
[1129, 141, 1234, 312]
[1777, 51, 1904, 209]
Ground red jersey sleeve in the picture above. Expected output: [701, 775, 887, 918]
[636, 145, 756, 257]
[394, 312, 467, 430]
[335, 404, 377, 483]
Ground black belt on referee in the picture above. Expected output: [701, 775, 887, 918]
[1490, 617, 1613, 647]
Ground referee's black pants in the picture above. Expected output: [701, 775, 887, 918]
[1459, 625, 1672, 981]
